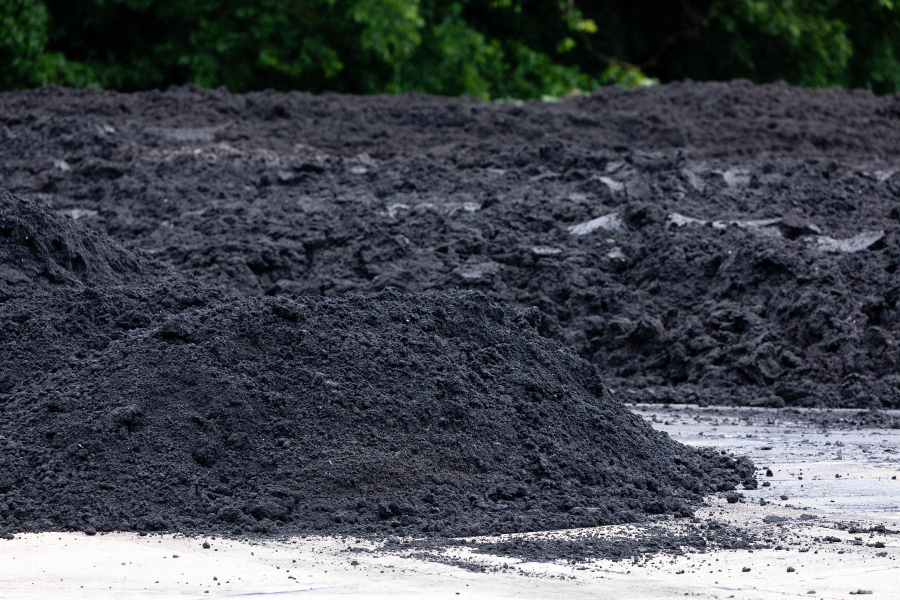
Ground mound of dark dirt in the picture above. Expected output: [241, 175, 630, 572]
[0, 189, 172, 296]
[1, 82, 897, 407]
[0, 189, 211, 394]
[0, 192, 754, 539]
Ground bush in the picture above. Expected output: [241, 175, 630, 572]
[0, 0, 88, 88]
[1, 0, 899, 97]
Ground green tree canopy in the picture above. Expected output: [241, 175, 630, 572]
[1, 0, 899, 98]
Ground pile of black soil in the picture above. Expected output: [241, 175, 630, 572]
[0, 191, 755, 539]
[1, 82, 898, 407]
[0, 188, 173, 296]
[0, 188, 216, 395]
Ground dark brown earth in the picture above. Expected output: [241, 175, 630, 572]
[0, 188, 755, 542]
[1, 81, 898, 408]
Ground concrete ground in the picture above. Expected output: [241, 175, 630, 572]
[1, 406, 898, 599]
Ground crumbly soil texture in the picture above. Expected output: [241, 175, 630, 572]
[1, 81, 899, 408]
[0, 189, 755, 541]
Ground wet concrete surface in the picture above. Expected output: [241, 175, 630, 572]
[633, 404, 900, 522]
[1, 405, 898, 598]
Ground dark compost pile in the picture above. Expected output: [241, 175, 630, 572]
[0, 189, 754, 538]
[1, 81, 898, 408]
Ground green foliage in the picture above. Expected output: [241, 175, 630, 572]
[0, 0, 50, 88]
[0, 0, 89, 88]
[1, 0, 647, 97]
[570, 0, 900, 94]
[707, 0, 852, 87]
[703, 0, 900, 93]
[837, 0, 900, 94]
[2, 0, 900, 97]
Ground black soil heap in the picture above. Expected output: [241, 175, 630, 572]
[0, 190, 754, 538]
[0, 188, 172, 294]
[1, 82, 897, 408]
